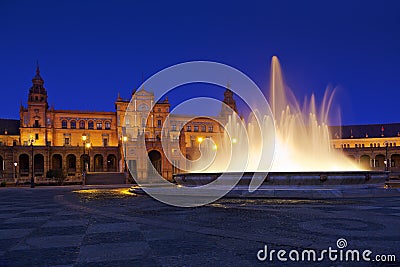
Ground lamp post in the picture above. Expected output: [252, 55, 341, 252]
[13, 162, 17, 179]
[29, 137, 35, 188]
[123, 136, 128, 172]
[384, 141, 389, 172]
[82, 134, 87, 185]
[85, 142, 91, 172]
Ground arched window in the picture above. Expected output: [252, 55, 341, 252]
[201, 125, 206, 132]
[61, 120, 67, 129]
[105, 121, 111, 130]
[79, 121, 85, 129]
[96, 121, 102, 130]
[88, 121, 94, 130]
[70, 120, 76, 129]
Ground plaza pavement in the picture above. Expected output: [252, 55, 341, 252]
[0, 185, 399, 266]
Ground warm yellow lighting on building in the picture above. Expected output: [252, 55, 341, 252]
[82, 134, 87, 141]
[232, 138, 237, 144]
[213, 144, 218, 150]
[85, 142, 91, 149]
[123, 136, 128, 142]
[197, 137, 204, 143]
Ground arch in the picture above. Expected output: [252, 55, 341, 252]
[34, 154, 44, 175]
[148, 150, 162, 175]
[61, 120, 67, 129]
[66, 154, 77, 174]
[79, 120, 85, 129]
[105, 121, 111, 130]
[360, 155, 371, 170]
[70, 120, 76, 129]
[52, 154, 62, 171]
[88, 120, 94, 130]
[94, 154, 104, 172]
[107, 154, 117, 172]
[19, 154, 29, 176]
[80, 154, 90, 172]
[391, 154, 400, 170]
[374, 154, 385, 169]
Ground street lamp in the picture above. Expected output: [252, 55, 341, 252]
[29, 136, 35, 188]
[122, 136, 128, 172]
[13, 162, 18, 179]
[82, 134, 89, 185]
[384, 141, 389, 172]
[85, 142, 91, 172]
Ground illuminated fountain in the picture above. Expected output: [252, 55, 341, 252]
[186, 56, 359, 173]
[173, 56, 390, 197]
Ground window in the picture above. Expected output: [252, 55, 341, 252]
[362, 144, 365, 148]
[88, 121, 94, 129]
[172, 124, 177, 131]
[105, 121, 111, 130]
[187, 125, 191, 132]
[370, 143, 373, 147]
[35, 133, 39, 140]
[64, 138, 70, 146]
[79, 121, 85, 129]
[355, 144, 358, 148]
[34, 120, 39, 128]
[70, 120, 76, 129]
[103, 138, 108, 146]
[201, 125, 206, 132]
[157, 120, 162, 127]
[208, 126, 213, 132]
[158, 108, 161, 112]
[377, 143, 380, 147]
[62, 120, 67, 129]
[96, 122, 102, 130]
[13, 140, 17, 146]
[194, 126, 199, 132]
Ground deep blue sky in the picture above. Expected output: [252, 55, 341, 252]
[1, 0, 399, 125]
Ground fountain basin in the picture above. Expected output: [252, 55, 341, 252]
[170, 171, 399, 198]
[174, 171, 388, 187]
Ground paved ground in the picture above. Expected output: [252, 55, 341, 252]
[0, 186, 399, 266]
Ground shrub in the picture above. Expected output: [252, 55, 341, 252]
[0, 181, 6, 187]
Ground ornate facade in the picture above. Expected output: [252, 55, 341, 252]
[0, 65, 399, 184]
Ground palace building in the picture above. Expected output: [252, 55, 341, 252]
[0, 65, 399, 184]
[0, 65, 231, 184]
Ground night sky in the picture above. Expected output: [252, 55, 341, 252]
[1, 0, 399, 125]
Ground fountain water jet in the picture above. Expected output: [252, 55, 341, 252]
[187, 56, 360, 173]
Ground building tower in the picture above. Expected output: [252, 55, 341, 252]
[220, 83, 238, 119]
[20, 63, 49, 145]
